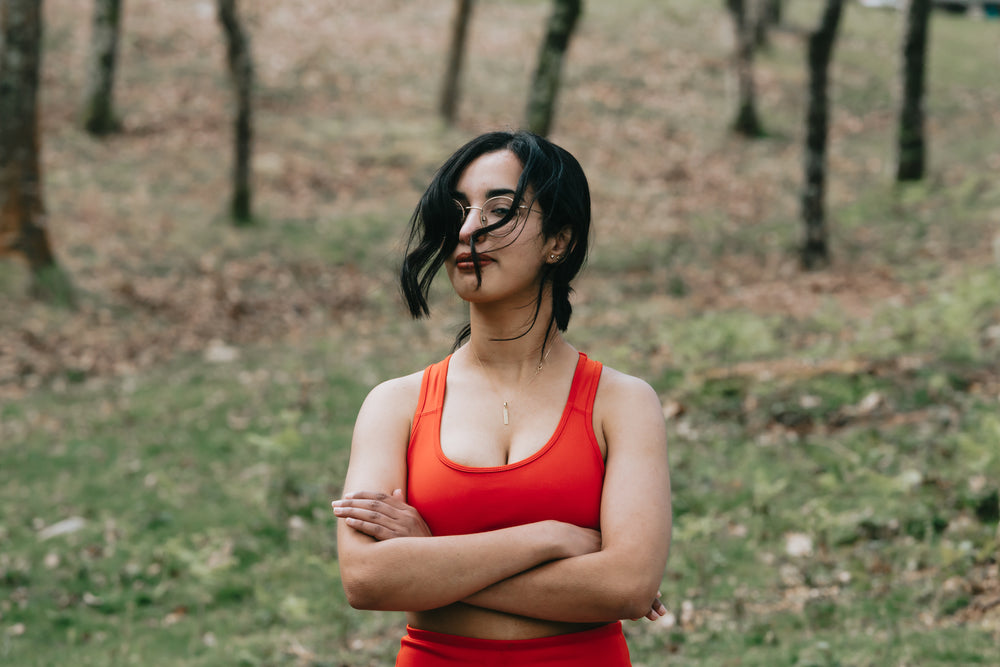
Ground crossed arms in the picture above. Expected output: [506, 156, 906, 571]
[333, 369, 672, 624]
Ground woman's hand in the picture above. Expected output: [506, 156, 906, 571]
[638, 593, 667, 622]
[332, 489, 432, 541]
[627, 593, 667, 622]
[543, 521, 602, 560]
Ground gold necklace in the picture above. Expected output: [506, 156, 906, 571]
[471, 344, 554, 426]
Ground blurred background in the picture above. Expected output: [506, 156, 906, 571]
[1, 0, 998, 665]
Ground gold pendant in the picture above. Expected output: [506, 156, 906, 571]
[502, 401, 509, 426]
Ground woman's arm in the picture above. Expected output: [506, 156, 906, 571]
[339, 488, 668, 621]
[335, 375, 601, 612]
[460, 370, 672, 623]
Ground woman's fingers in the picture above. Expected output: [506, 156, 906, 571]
[332, 493, 400, 539]
[334, 492, 402, 519]
[334, 503, 403, 539]
[643, 593, 666, 621]
[343, 516, 395, 540]
[338, 491, 400, 513]
[332, 489, 432, 539]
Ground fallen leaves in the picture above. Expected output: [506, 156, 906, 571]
[661, 398, 685, 420]
[0, 255, 372, 401]
[784, 532, 814, 558]
[162, 606, 187, 627]
[37, 517, 86, 541]
[945, 563, 1000, 632]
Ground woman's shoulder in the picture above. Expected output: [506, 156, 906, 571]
[359, 355, 448, 418]
[363, 368, 425, 413]
[590, 359, 667, 450]
[593, 360, 657, 398]
[591, 360, 662, 418]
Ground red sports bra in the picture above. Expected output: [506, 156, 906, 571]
[406, 352, 606, 536]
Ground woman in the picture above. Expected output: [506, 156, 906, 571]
[332, 131, 671, 666]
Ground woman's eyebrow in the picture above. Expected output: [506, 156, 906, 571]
[452, 187, 517, 201]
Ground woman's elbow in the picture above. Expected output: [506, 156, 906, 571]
[614, 579, 662, 620]
[341, 569, 434, 612]
[344, 579, 414, 611]
[340, 560, 392, 610]
[341, 575, 379, 610]
[618, 597, 654, 621]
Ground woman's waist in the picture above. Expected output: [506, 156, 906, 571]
[407, 603, 607, 640]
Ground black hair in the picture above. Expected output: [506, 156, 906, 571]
[400, 130, 591, 350]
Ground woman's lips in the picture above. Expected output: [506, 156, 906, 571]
[455, 253, 493, 271]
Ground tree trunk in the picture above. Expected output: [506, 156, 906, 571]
[525, 0, 582, 137]
[753, 0, 784, 47]
[752, 0, 770, 49]
[727, 0, 765, 137]
[440, 0, 474, 125]
[81, 0, 123, 135]
[217, 0, 254, 224]
[0, 0, 71, 300]
[896, 0, 931, 182]
[800, 0, 844, 270]
[766, 0, 782, 25]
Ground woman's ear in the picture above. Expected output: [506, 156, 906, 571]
[547, 227, 573, 263]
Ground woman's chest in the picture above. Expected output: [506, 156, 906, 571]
[439, 391, 565, 467]
[407, 418, 606, 536]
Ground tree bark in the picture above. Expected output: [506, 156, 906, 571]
[727, 0, 765, 137]
[752, 0, 770, 49]
[217, 0, 254, 224]
[766, 0, 782, 25]
[0, 0, 70, 300]
[752, 0, 784, 47]
[896, 0, 931, 182]
[81, 0, 123, 135]
[525, 0, 582, 137]
[800, 0, 844, 270]
[440, 0, 474, 125]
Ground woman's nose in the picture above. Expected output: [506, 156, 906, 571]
[457, 207, 481, 242]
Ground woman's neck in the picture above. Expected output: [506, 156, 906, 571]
[465, 302, 562, 379]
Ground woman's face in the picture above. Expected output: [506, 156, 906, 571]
[446, 150, 560, 306]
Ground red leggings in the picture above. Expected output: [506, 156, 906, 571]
[395, 622, 631, 666]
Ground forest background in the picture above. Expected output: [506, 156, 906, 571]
[1, 0, 999, 665]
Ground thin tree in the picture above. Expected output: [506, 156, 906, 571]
[727, 0, 765, 136]
[754, 0, 784, 48]
[766, 0, 783, 25]
[217, 0, 254, 224]
[525, 0, 582, 137]
[896, 0, 931, 182]
[0, 0, 72, 300]
[81, 0, 124, 135]
[440, 0, 474, 125]
[800, 0, 845, 270]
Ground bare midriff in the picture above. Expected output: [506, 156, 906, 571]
[409, 604, 605, 640]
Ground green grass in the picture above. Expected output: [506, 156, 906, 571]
[4, 268, 998, 665]
[0, 347, 382, 665]
[650, 365, 1000, 666]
